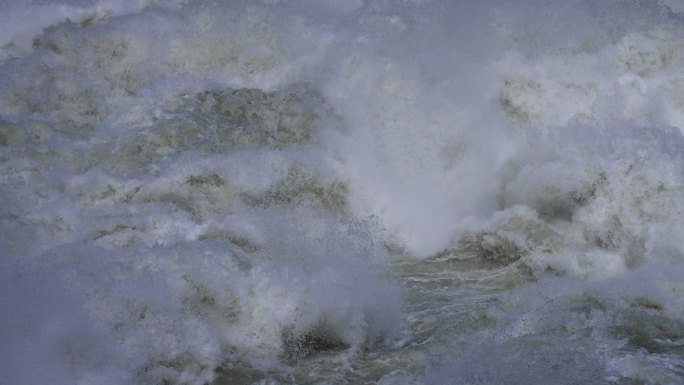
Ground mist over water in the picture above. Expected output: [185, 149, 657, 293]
[2, 1, 684, 384]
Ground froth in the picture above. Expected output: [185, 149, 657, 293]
[2, 1, 684, 384]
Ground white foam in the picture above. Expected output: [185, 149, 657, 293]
[2, 0, 684, 384]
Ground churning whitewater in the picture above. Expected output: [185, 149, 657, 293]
[2, 1, 684, 384]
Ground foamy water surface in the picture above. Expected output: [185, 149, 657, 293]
[2, 1, 684, 384]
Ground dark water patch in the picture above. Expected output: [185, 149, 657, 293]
[281, 328, 349, 362]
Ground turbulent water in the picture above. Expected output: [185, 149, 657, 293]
[2, 1, 684, 384]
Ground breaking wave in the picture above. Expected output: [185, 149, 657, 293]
[2, 1, 684, 384]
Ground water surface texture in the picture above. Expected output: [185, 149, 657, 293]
[2, 1, 684, 384]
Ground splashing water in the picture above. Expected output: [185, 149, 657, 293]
[2, 1, 684, 384]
